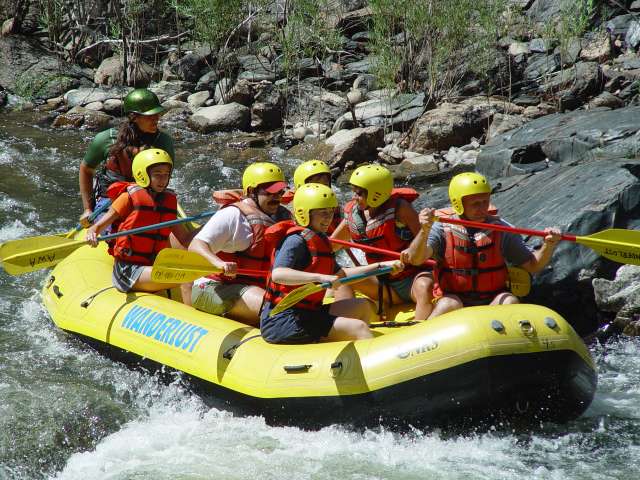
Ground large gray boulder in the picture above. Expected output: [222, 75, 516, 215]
[405, 97, 523, 153]
[476, 106, 640, 179]
[332, 92, 424, 132]
[325, 126, 384, 171]
[188, 102, 251, 133]
[593, 265, 640, 334]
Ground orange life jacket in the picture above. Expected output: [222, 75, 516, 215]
[343, 188, 422, 280]
[207, 198, 292, 287]
[435, 214, 509, 298]
[263, 226, 336, 311]
[111, 185, 178, 265]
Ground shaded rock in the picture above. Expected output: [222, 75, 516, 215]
[188, 102, 250, 133]
[283, 80, 349, 132]
[524, 53, 560, 80]
[149, 81, 196, 102]
[187, 91, 210, 110]
[588, 91, 625, 109]
[165, 51, 210, 83]
[593, 265, 640, 332]
[627, 21, 640, 49]
[390, 154, 439, 178]
[405, 96, 523, 153]
[508, 41, 529, 56]
[556, 37, 582, 66]
[214, 78, 233, 104]
[103, 99, 123, 115]
[332, 92, 424, 132]
[237, 54, 276, 82]
[605, 14, 636, 37]
[251, 82, 285, 131]
[580, 31, 611, 62]
[538, 61, 603, 109]
[196, 70, 218, 92]
[526, 0, 574, 23]
[487, 113, 530, 141]
[325, 126, 384, 170]
[529, 38, 555, 53]
[0, 36, 84, 99]
[222, 78, 253, 106]
[329, 6, 373, 36]
[476, 106, 640, 179]
[94, 55, 156, 87]
[64, 87, 129, 108]
[52, 105, 114, 130]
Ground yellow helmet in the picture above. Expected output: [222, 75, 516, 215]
[448, 172, 491, 215]
[242, 162, 285, 194]
[293, 159, 331, 190]
[349, 164, 393, 208]
[132, 148, 173, 188]
[293, 183, 338, 227]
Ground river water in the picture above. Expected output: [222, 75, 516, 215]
[1, 112, 639, 480]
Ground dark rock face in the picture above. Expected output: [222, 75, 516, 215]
[476, 106, 640, 179]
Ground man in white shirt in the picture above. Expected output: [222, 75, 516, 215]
[189, 162, 291, 325]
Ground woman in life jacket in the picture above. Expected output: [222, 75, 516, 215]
[85, 149, 193, 301]
[331, 164, 435, 320]
[79, 89, 174, 228]
[408, 172, 562, 318]
[260, 183, 403, 344]
[292, 159, 343, 235]
[188, 162, 292, 326]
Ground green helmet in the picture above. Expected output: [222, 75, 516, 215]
[349, 164, 393, 208]
[124, 89, 165, 116]
[293, 183, 338, 227]
[448, 172, 491, 215]
[293, 159, 331, 190]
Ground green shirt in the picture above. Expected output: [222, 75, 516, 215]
[82, 128, 176, 169]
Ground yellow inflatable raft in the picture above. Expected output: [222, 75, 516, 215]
[42, 243, 597, 428]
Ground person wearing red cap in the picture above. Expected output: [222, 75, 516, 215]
[189, 162, 292, 325]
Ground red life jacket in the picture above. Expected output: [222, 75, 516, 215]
[207, 198, 292, 287]
[343, 188, 422, 280]
[111, 185, 178, 265]
[263, 226, 336, 310]
[435, 214, 509, 298]
[105, 148, 134, 179]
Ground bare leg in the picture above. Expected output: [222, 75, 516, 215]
[226, 286, 265, 327]
[411, 273, 435, 321]
[326, 298, 374, 340]
[491, 292, 520, 305]
[428, 294, 464, 319]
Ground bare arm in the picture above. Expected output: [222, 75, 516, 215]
[79, 163, 96, 216]
[401, 207, 435, 265]
[271, 267, 337, 286]
[520, 228, 561, 274]
[85, 208, 120, 247]
[188, 237, 237, 276]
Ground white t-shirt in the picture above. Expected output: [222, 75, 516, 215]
[194, 204, 253, 253]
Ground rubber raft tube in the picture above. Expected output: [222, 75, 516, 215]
[42, 242, 597, 429]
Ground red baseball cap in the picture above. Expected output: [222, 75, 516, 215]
[261, 181, 287, 194]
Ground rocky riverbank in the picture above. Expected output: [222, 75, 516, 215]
[1, 0, 640, 334]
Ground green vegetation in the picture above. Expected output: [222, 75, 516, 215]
[368, 0, 506, 100]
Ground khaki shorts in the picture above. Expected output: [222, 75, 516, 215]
[191, 280, 252, 315]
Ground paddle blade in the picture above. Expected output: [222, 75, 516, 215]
[0, 236, 85, 275]
[151, 248, 221, 284]
[269, 283, 324, 317]
[577, 228, 640, 265]
[507, 266, 531, 297]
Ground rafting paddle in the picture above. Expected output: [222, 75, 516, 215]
[268, 266, 394, 317]
[0, 210, 216, 276]
[435, 216, 640, 266]
[65, 200, 113, 238]
[330, 238, 531, 296]
[151, 248, 268, 283]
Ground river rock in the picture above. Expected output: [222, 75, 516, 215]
[64, 87, 129, 108]
[580, 31, 611, 62]
[476, 106, 640, 178]
[187, 91, 210, 109]
[149, 81, 196, 102]
[405, 96, 523, 153]
[332, 92, 424, 132]
[52, 105, 114, 130]
[325, 126, 384, 170]
[593, 265, 640, 334]
[94, 55, 156, 87]
[539, 61, 603, 109]
[251, 82, 284, 131]
[188, 102, 251, 133]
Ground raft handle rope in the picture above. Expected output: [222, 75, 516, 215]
[370, 320, 419, 328]
[80, 286, 116, 308]
[222, 334, 262, 360]
[283, 364, 312, 373]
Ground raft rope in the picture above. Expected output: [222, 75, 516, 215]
[80, 286, 117, 308]
[222, 334, 262, 360]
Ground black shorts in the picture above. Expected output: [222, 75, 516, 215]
[260, 304, 337, 344]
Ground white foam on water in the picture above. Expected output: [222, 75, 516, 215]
[0, 218, 34, 242]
